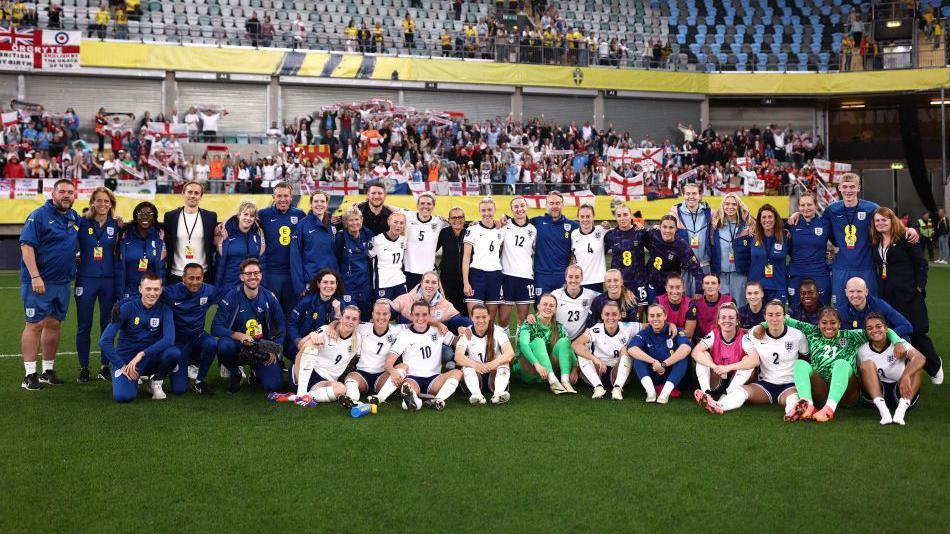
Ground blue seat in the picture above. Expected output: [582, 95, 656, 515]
[751, 42, 761, 54]
[730, 43, 740, 54]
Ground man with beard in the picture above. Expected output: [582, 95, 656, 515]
[355, 182, 393, 236]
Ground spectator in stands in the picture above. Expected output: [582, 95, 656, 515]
[125, 0, 141, 22]
[292, 14, 305, 50]
[344, 20, 357, 53]
[372, 21, 384, 54]
[441, 28, 453, 57]
[47, 2, 62, 29]
[246, 12, 261, 47]
[198, 107, 226, 142]
[114, 5, 128, 40]
[91, 3, 109, 39]
[261, 15, 274, 48]
[403, 14, 415, 51]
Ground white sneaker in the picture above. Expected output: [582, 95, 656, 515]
[611, 387, 623, 401]
[645, 389, 657, 403]
[490, 391, 510, 405]
[219, 364, 230, 379]
[187, 365, 198, 381]
[880, 413, 893, 425]
[150, 380, 166, 400]
[591, 385, 607, 399]
[933, 362, 944, 385]
[469, 394, 487, 405]
[561, 381, 578, 394]
[656, 394, 670, 404]
[550, 381, 567, 394]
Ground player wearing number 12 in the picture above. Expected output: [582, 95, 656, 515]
[500, 196, 537, 335]
[258, 183, 306, 314]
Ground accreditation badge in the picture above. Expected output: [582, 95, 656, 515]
[138, 258, 149, 272]
[764, 264, 774, 278]
[881, 265, 887, 280]
[728, 251, 734, 264]
[690, 235, 700, 249]
[184, 244, 195, 259]
[93, 246, 104, 260]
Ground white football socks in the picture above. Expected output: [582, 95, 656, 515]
[435, 378, 460, 401]
[494, 365, 510, 395]
[640, 376, 654, 395]
[42, 359, 54, 372]
[614, 356, 632, 389]
[728, 369, 753, 392]
[577, 358, 603, 388]
[376, 377, 398, 402]
[718, 388, 749, 411]
[872, 397, 892, 424]
[24, 361, 36, 377]
[783, 393, 800, 414]
[893, 398, 911, 425]
[658, 381, 675, 401]
[310, 386, 337, 403]
[695, 364, 712, 392]
[462, 367, 482, 397]
[344, 379, 361, 402]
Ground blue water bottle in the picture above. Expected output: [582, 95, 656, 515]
[350, 403, 378, 418]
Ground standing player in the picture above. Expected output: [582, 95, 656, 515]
[258, 183, 306, 314]
[462, 197, 504, 320]
[401, 192, 447, 290]
[571, 204, 606, 293]
[858, 313, 926, 425]
[656, 274, 697, 340]
[645, 215, 704, 302]
[455, 304, 515, 405]
[626, 303, 691, 404]
[787, 192, 831, 305]
[293, 305, 361, 407]
[603, 203, 649, 304]
[98, 274, 179, 402]
[551, 264, 600, 340]
[344, 300, 402, 404]
[531, 191, 579, 298]
[572, 301, 640, 400]
[374, 301, 462, 411]
[690, 303, 752, 409]
[369, 211, 408, 301]
[499, 196, 536, 334]
[75, 187, 121, 383]
[20, 179, 79, 390]
[709, 301, 810, 419]
[290, 191, 338, 297]
[667, 183, 713, 293]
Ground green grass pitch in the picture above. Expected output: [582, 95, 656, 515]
[0, 269, 948, 532]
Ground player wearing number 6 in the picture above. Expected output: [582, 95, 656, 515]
[455, 304, 515, 405]
[259, 183, 306, 314]
[463, 198, 505, 321]
[293, 305, 361, 407]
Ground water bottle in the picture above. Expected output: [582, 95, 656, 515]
[350, 403, 378, 418]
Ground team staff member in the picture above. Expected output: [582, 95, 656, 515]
[212, 258, 286, 393]
[402, 192, 446, 290]
[20, 179, 79, 390]
[117, 202, 165, 300]
[870, 207, 943, 383]
[98, 274, 179, 403]
[214, 200, 265, 289]
[709, 193, 751, 306]
[291, 191, 338, 296]
[164, 181, 217, 285]
[531, 192, 579, 299]
[287, 270, 344, 359]
[839, 278, 912, 336]
[161, 263, 225, 395]
[75, 187, 121, 383]
[787, 192, 832, 305]
[335, 207, 375, 319]
[604, 203, 649, 304]
[668, 183, 713, 292]
[356, 182, 393, 235]
[436, 207, 467, 316]
[259, 183, 306, 315]
[747, 204, 789, 303]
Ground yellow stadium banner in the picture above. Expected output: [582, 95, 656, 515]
[0, 194, 790, 224]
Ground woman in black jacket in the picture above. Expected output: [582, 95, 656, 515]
[871, 207, 943, 382]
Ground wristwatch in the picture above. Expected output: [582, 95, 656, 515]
[660, 361, 668, 370]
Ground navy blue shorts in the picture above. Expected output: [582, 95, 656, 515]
[752, 380, 795, 404]
[305, 371, 331, 390]
[862, 381, 920, 411]
[467, 268, 503, 304]
[534, 272, 564, 301]
[375, 284, 407, 302]
[502, 274, 534, 305]
[352, 369, 385, 391]
[408, 374, 438, 394]
[22, 282, 71, 323]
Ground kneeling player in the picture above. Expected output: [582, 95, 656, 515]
[342, 300, 402, 404]
[99, 274, 179, 402]
[455, 304, 515, 405]
[858, 313, 925, 425]
[293, 305, 361, 407]
[627, 303, 691, 404]
[691, 303, 753, 408]
[708, 301, 809, 419]
[573, 300, 642, 400]
[374, 300, 462, 411]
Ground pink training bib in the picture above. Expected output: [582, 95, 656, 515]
[657, 294, 693, 329]
[710, 327, 746, 366]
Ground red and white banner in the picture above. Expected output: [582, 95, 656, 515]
[813, 159, 852, 184]
[608, 170, 644, 197]
[606, 147, 664, 170]
[279, 144, 331, 163]
[448, 181, 480, 196]
[743, 174, 765, 195]
[1, 111, 18, 127]
[0, 28, 80, 70]
[677, 167, 698, 183]
[14, 178, 38, 199]
[522, 190, 595, 209]
[76, 178, 104, 199]
[325, 180, 361, 196]
[735, 157, 753, 170]
[147, 122, 188, 139]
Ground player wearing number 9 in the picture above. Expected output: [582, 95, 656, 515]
[293, 306, 362, 408]
[211, 258, 286, 393]
[259, 183, 306, 315]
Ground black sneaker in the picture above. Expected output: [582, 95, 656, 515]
[97, 365, 112, 382]
[228, 372, 243, 393]
[366, 394, 381, 406]
[424, 398, 446, 411]
[338, 395, 357, 409]
[39, 369, 64, 385]
[21, 373, 42, 391]
[77, 367, 90, 384]
[194, 381, 215, 395]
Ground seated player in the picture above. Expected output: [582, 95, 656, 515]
[369, 211, 409, 301]
[454, 304, 515, 405]
[691, 303, 752, 408]
[789, 278, 821, 325]
[858, 312, 925, 425]
[585, 269, 642, 329]
[517, 293, 577, 394]
[211, 258, 285, 393]
[692, 273, 733, 340]
[626, 303, 691, 404]
[572, 301, 640, 401]
[374, 300, 463, 411]
[293, 305, 361, 408]
[705, 301, 809, 420]
[98, 274, 179, 403]
[160, 263, 225, 395]
[738, 280, 766, 329]
[343, 300, 402, 404]
[656, 273, 697, 340]
[550, 264, 600, 340]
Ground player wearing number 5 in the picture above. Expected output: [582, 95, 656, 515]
[214, 200, 265, 289]
[747, 204, 789, 303]
[116, 202, 165, 300]
[258, 183, 305, 314]
[463, 198, 505, 321]
[211, 259, 286, 393]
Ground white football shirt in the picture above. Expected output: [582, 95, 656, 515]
[457, 325, 511, 364]
[369, 232, 407, 289]
[550, 287, 600, 339]
[858, 341, 910, 384]
[501, 219, 536, 279]
[571, 227, 606, 284]
[584, 322, 641, 366]
[742, 326, 808, 384]
[402, 210, 447, 275]
[464, 222, 504, 272]
[356, 323, 402, 373]
[388, 325, 448, 377]
[302, 326, 359, 381]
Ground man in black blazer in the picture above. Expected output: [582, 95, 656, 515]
[163, 181, 218, 284]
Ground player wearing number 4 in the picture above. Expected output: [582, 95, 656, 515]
[571, 204, 606, 293]
[463, 197, 505, 321]
[858, 313, 925, 425]
[371, 301, 462, 411]
[258, 183, 306, 315]
[369, 211, 408, 301]
[454, 304, 515, 405]
[293, 305, 361, 408]
[626, 303, 691, 404]
[572, 301, 641, 400]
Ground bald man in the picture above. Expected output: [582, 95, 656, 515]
[839, 278, 912, 336]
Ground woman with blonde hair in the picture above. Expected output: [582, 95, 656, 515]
[709, 192, 752, 306]
[214, 200, 265, 288]
[293, 304, 362, 408]
[516, 293, 577, 394]
[335, 206, 374, 319]
[75, 187, 121, 382]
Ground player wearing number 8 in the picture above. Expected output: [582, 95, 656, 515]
[604, 203, 649, 301]
[645, 215, 704, 303]
[259, 183, 306, 315]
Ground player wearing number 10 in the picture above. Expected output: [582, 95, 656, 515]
[258, 183, 306, 315]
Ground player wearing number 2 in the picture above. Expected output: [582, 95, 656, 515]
[369, 211, 409, 301]
[571, 204, 606, 293]
[603, 203, 649, 304]
[259, 183, 306, 314]
[500, 196, 537, 335]
[293, 305, 361, 408]
[463, 198, 505, 321]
